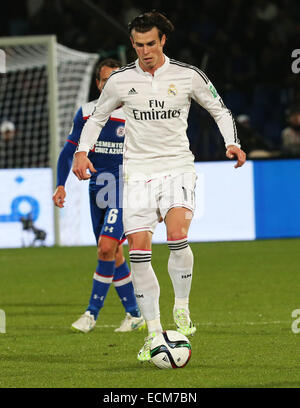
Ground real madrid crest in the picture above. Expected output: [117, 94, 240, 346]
[168, 84, 177, 96]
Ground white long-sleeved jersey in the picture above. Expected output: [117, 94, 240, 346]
[77, 55, 240, 180]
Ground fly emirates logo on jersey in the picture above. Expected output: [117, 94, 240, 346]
[132, 99, 181, 121]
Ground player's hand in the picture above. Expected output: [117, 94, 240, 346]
[72, 152, 97, 180]
[226, 145, 246, 168]
[53, 186, 66, 208]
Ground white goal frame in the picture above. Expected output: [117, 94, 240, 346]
[0, 35, 105, 246]
[0, 35, 61, 243]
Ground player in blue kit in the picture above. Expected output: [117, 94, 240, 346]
[53, 59, 145, 333]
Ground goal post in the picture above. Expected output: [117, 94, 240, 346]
[0, 35, 99, 245]
[47, 36, 60, 246]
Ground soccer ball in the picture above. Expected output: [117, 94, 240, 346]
[150, 330, 191, 369]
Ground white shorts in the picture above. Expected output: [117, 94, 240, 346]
[123, 173, 196, 236]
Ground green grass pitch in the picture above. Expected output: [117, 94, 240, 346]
[0, 239, 300, 388]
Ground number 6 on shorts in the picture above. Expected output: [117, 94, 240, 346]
[107, 209, 119, 224]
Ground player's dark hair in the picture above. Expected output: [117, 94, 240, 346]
[95, 58, 121, 81]
[128, 10, 174, 40]
[286, 104, 300, 117]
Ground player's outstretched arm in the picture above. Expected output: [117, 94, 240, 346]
[53, 141, 77, 207]
[72, 151, 97, 180]
[226, 145, 246, 168]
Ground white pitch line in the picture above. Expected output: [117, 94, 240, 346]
[92, 320, 289, 328]
[32, 320, 290, 330]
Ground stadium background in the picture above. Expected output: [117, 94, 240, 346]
[1, 0, 300, 158]
[0, 0, 299, 247]
[1, 0, 300, 391]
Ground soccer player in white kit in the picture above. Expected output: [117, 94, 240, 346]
[73, 11, 246, 361]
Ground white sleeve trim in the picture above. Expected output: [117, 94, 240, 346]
[225, 142, 241, 148]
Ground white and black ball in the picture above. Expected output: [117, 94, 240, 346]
[150, 330, 191, 369]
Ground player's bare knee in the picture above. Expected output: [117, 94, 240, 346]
[127, 231, 151, 251]
[167, 230, 188, 242]
[98, 242, 116, 260]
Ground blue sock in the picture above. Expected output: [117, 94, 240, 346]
[113, 261, 140, 317]
[86, 260, 115, 320]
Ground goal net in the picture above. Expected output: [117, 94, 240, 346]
[0, 36, 99, 169]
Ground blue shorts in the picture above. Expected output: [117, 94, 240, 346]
[89, 175, 125, 244]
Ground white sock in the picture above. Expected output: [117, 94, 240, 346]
[167, 238, 194, 311]
[174, 297, 189, 313]
[129, 249, 162, 334]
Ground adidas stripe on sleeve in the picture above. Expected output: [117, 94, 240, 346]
[190, 68, 240, 148]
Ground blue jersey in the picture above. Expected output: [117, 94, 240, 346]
[56, 100, 126, 243]
[68, 100, 125, 174]
[57, 100, 125, 186]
